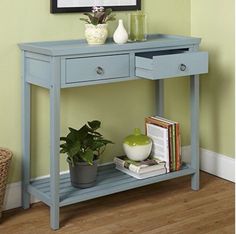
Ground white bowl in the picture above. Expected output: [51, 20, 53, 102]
[123, 142, 152, 161]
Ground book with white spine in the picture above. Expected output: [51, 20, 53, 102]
[146, 123, 170, 172]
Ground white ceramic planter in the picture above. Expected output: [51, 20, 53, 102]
[123, 128, 152, 161]
[85, 24, 108, 45]
[123, 143, 152, 161]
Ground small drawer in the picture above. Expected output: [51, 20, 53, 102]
[135, 50, 208, 80]
[65, 54, 130, 84]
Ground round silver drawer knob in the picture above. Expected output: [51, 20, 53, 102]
[96, 66, 104, 75]
[179, 63, 187, 71]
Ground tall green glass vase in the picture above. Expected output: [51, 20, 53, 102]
[128, 12, 147, 42]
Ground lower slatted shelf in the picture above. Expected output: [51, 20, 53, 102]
[29, 163, 196, 207]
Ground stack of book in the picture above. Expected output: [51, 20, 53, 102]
[114, 155, 167, 179]
[145, 116, 182, 172]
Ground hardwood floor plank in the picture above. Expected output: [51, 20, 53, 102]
[0, 172, 234, 234]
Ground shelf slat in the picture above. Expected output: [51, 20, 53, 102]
[29, 163, 196, 207]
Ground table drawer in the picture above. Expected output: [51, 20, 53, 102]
[135, 50, 208, 80]
[65, 54, 130, 84]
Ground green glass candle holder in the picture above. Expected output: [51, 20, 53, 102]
[128, 12, 147, 42]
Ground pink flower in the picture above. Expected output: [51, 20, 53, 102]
[92, 6, 104, 13]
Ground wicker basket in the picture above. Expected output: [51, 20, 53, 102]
[0, 148, 12, 219]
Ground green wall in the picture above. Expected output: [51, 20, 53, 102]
[0, 0, 234, 183]
[191, 0, 235, 157]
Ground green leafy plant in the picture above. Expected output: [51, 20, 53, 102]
[60, 120, 113, 166]
[80, 6, 116, 25]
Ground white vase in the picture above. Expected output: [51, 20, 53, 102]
[85, 24, 108, 45]
[113, 19, 128, 44]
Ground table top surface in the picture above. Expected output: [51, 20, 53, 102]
[19, 34, 201, 56]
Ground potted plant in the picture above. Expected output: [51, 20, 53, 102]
[60, 120, 113, 188]
[80, 6, 116, 45]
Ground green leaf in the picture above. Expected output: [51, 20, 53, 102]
[67, 128, 78, 143]
[82, 134, 94, 147]
[80, 18, 90, 24]
[60, 137, 67, 142]
[67, 156, 75, 167]
[89, 141, 105, 151]
[77, 124, 89, 140]
[80, 149, 94, 165]
[60, 143, 69, 154]
[89, 139, 113, 151]
[88, 120, 101, 131]
[60, 148, 67, 154]
[68, 140, 81, 157]
[105, 8, 112, 16]
[68, 127, 78, 134]
[60, 143, 67, 148]
[99, 139, 114, 145]
[106, 14, 116, 22]
[92, 17, 99, 25]
[83, 12, 94, 22]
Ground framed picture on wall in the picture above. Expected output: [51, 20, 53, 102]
[51, 0, 141, 13]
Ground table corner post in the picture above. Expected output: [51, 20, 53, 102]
[49, 56, 61, 229]
[190, 74, 200, 190]
[21, 50, 31, 209]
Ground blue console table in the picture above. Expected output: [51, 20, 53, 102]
[19, 34, 208, 230]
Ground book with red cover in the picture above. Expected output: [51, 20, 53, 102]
[151, 116, 182, 171]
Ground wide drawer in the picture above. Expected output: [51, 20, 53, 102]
[135, 50, 208, 80]
[65, 54, 130, 84]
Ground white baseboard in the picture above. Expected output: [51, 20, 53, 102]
[3, 181, 22, 211]
[3, 169, 75, 211]
[182, 146, 235, 182]
[3, 181, 41, 211]
[3, 147, 235, 211]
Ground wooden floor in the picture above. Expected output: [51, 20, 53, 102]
[0, 172, 234, 234]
